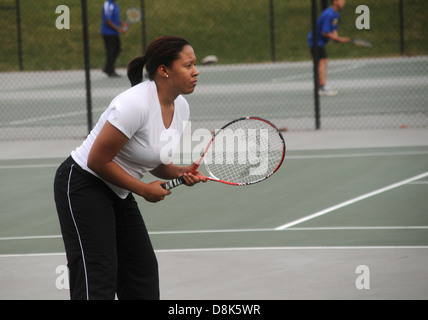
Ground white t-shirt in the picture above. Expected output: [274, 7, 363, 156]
[72, 80, 189, 198]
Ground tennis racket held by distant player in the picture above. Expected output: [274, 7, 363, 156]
[126, 7, 142, 24]
[122, 7, 142, 32]
[350, 38, 372, 48]
[162, 117, 286, 190]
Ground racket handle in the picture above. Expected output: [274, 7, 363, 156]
[162, 176, 185, 190]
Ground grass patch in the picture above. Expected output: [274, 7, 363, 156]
[1, 0, 427, 71]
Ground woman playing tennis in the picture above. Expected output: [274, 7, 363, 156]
[53, 35, 205, 300]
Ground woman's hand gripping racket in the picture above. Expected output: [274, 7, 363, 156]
[162, 117, 286, 190]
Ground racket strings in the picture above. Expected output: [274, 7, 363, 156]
[126, 8, 142, 23]
[204, 118, 284, 184]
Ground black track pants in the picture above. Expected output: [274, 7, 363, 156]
[53, 156, 159, 300]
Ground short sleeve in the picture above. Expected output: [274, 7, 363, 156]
[320, 10, 339, 34]
[107, 97, 147, 139]
[320, 15, 333, 34]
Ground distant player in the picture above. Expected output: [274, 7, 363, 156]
[308, 0, 350, 96]
[101, 0, 128, 77]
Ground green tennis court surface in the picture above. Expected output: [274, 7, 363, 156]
[1, 129, 427, 299]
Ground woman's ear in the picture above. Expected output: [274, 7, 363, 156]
[158, 65, 170, 78]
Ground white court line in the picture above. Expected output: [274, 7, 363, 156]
[271, 62, 367, 83]
[0, 252, 65, 258]
[2, 246, 428, 258]
[149, 225, 428, 234]
[2, 226, 428, 242]
[409, 181, 428, 185]
[155, 246, 428, 253]
[0, 164, 58, 169]
[0, 235, 62, 241]
[275, 171, 428, 230]
[2, 107, 106, 126]
[287, 226, 428, 231]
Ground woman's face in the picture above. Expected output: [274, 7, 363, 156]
[168, 45, 199, 95]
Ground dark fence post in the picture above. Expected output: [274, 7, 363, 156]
[399, 0, 404, 55]
[269, 0, 276, 62]
[311, 0, 320, 130]
[320, 0, 328, 11]
[15, 0, 23, 70]
[81, 0, 92, 134]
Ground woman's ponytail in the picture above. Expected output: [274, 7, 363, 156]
[127, 56, 146, 87]
[127, 35, 190, 86]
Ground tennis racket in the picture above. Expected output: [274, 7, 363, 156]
[122, 7, 142, 31]
[162, 117, 286, 190]
[126, 7, 142, 24]
[350, 38, 372, 48]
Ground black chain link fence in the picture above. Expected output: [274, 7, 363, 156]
[1, 0, 427, 140]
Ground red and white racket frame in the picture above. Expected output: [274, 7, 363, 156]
[162, 116, 286, 190]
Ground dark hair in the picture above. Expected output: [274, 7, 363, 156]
[127, 35, 190, 87]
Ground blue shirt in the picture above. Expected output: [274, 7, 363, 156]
[101, 1, 120, 35]
[307, 7, 340, 47]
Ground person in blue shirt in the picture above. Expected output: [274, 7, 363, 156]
[308, 0, 350, 95]
[101, 0, 128, 77]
